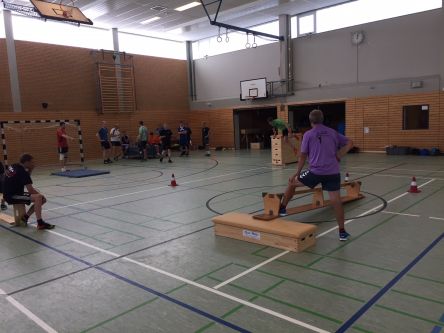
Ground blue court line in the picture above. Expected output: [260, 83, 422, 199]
[0, 225, 251, 333]
[430, 314, 444, 333]
[336, 232, 444, 333]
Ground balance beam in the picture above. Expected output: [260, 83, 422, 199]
[254, 181, 364, 221]
[212, 212, 317, 252]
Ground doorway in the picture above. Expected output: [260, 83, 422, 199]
[233, 107, 277, 149]
[288, 102, 345, 134]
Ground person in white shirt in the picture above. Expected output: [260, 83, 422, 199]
[110, 124, 122, 161]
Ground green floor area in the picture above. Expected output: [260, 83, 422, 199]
[0, 151, 443, 332]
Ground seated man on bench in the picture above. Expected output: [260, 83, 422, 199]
[3, 153, 54, 229]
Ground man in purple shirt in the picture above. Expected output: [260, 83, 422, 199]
[279, 109, 354, 241]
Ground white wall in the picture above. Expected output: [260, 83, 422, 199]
[194, 42, 280, 101]
[192, 8, 443, 107]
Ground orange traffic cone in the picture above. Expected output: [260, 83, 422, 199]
[345, 172, 350, 182]
[170, 174, 178, 187]
[408, 176, 421, 193]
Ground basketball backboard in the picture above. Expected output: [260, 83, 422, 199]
[30, 0, 93, 25]
[240, 78, 267, 101]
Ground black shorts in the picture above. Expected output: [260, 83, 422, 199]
[139, 141, 147, 149]
[162, 142, 171, 150]
[4, 193, 31, 205]
[298, 170, 341, 192]
[203, 137, 209, 145]
[111, 141, 121, 147]
[282, 128, 289, 137]
[58, 147, 68, 154]
[101, 141, 111, 150]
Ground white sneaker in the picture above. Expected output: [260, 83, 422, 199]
[61, 167, 66, 172]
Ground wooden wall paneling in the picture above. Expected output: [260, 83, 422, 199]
[388, 92, 440, 149]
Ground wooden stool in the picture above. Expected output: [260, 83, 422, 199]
[13, 204, 26, 224]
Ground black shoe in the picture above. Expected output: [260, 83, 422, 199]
[1, 203, 7, 211]
[107, 159, 113, 163]
[160, 157, 163, 162]
[37, 222, 55, 230]
[180, 151, 185, 156]
[168, 159, 173, 163]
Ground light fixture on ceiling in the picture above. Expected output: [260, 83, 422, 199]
[175, 2, 201, 12]
[167, 28, 183, 34]
[140, 16, 161, 25]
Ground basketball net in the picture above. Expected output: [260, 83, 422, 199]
[59, 0, 74, 18]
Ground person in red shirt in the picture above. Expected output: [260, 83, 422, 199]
[57, 122, 74, 172]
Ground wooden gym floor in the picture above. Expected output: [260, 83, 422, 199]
[0, 150, 443, 333]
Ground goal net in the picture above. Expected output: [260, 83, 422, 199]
[1, 120, 85, 167]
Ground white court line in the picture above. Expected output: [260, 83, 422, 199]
[45, 167, 269, 211]
[0, 287, 57, 333]
[429, 216, 444, 221]
[350, 166, 444, 173]
[17, 177, 435, 332]
[317, 178, 435, 238]
[381, 211, 420, 217]
[213, 250, 290, 289]
[217, 178, 437, 288]
[25, 227, 327, 333]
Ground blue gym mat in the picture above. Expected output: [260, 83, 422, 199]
[51, 169, 110, 178]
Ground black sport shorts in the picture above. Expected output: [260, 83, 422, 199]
[298, 170, 341, 192]
[4, 193, 31, 205]
[139, 141, 147, 149]
[58, 147, 68, 154]
[111, 141, 121, 147]
[101, 141, 111, 150]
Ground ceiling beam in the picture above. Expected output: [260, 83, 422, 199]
[199, 0, 284, 41]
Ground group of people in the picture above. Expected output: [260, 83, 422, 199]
[1, 110, 354, 240]
[96, 121, 209, 164]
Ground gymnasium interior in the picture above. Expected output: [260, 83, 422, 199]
[0, 1, 443, 332]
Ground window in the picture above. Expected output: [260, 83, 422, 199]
[290, 16, 298, 38]
[403, 105, 429, 130]
[118, 32, 186, 60]
[298, 12, 315, 36]
[11, 14, 112, 49]
[0, 13, 4, 38]
[291, 0, 442, 38]
[317, 0, 442, 34]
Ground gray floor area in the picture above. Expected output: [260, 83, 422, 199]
[0, 150, 443, 333]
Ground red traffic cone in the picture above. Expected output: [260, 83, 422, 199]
[408, 176, 421, 193]
[170, 173, 178, 187]
[345, 172, 350, 182]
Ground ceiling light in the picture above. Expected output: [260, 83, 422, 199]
[174, 2, 201, 12]
[140, 17, 161, 25]
[168, 28, 183, 34]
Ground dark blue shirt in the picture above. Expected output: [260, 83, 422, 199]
[98, 127, 108, 141]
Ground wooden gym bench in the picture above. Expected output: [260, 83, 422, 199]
[212, 212, 317, 252]
[0, 195, 33, 226]
[253, 181, 364, 221]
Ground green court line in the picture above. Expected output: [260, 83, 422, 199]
[237, 259, 444, 309]
[0, 240, 73, 264]
[375, 304, 444, 327]
[0, 249, 101, 284]
[208, 275, 441, 332]
[80, 262, 234, 333]
[194, 281, 284, 333]
[306, 183, 444, 267]
[304, 252, 399, 273]
[207, 275, 342, 324]
[70, 214, 146, 240]
[406, 274, 444, 285]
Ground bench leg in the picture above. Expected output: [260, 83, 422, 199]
[312, 189, 324, 208]
[13, 204, 26, 225]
